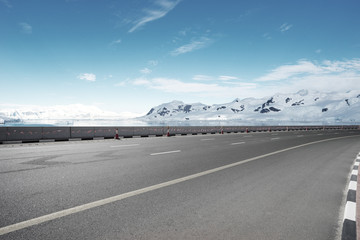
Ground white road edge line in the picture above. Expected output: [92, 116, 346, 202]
[344, 201, 356, 221]
[349, 181, 357, 191]
[0, 134, 359, 236]
[230, 142, 245, 145]
[150, 150, 181, 156]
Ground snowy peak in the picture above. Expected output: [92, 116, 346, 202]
[146, 101, 208, 118]
[140, 90, 360, 124]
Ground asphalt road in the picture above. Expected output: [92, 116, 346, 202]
[0, 129, 360, 239]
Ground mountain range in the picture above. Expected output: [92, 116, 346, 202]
[139, 90, 360, 125]
[1, 90, 359, 126]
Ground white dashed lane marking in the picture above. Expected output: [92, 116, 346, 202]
[150, 150, 181, 156]
[230, 142, 245, 145]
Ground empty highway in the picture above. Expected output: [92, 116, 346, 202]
[1, 130, 360, 239]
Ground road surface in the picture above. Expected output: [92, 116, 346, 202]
[0, 130, 359, 239]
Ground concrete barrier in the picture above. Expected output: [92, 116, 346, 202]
[147, 127, 164, 136]
[42, 127, 70, 140]
[6, 127, 42, 142]
[0, 127, 6, 141]
[94, 127, 116, 138]
[117, 127, 134, 137]
[0, 125, 359, 144]
[71, 127, 95, 139]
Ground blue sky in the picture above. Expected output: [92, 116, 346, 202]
[1, 0, 360, 116]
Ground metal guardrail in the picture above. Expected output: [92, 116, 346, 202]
[0, 125, 359, 143]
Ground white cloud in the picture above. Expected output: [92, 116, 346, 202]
[19, 22, 32, 34]
[315, 49, 322, 54]
[133, 78, 151, 86]
[171, 37, 213, 56]
[131, 59, 360, 101]
[255, 60, 321, 82]
[256, 59, 360, 82]
[192, 75, 214, 81]
[254, 58, 360, 94]
[193, 75, 239, 81]
[218, 75, 239, 81]
[280, 23, 293, 32]
[131, 77, 257, 99]
[140, 68, 152, 74]
[77, 73, 96, 82]
[129, 0, 181, 33]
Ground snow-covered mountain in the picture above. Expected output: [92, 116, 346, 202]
[140, 90, 360, 125]
[2, 90, 359, 126]
[0, 104, 129, 125]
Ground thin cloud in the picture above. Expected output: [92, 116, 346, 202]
[171, 37, 213, 56]
[218, 75, 239, 81]
[254, 59, 360, 94]
[193, 75, 239, 81]
[148, 60, 158, 66]
[192, 75, 214, 81]
[133, 78, 151, 86]
[131, 59, 360, 100]
[115, 82, 126, 87]
[131, 77, 257, 98]
[0, 0, 12, 8]
[256, 60, 321, 81]
[262, 33, 272, 40]
[19, 22, 32, 34]
[256, 59, 360, 82]
[136, 77, 222, 93]
[140, 68, 152, 74]
[110, 39, 122, 45]
[77, 73, 96, 82]
[280, 23, 292, 32]
[129, 0, 181, 33]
